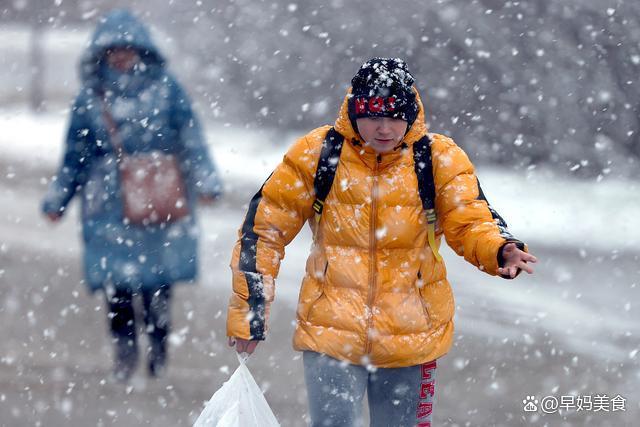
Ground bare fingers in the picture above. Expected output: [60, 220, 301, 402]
[228, 337, 258, 355]
[521, 258, 536, 274]
[240, 340, 258, 354]
[498, 258, 536, 278]
[498, 266, 517, 278]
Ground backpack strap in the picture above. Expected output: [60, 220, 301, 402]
[312, 127, 345, 223]
[413, 135, 443, 262]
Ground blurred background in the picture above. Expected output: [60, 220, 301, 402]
[0, 0, 638, 426]
[3, 0, 640, 176]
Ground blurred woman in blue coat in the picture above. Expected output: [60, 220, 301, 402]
[42, 9, 222, 381]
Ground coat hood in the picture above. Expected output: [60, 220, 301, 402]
[80, 9, 165, 91]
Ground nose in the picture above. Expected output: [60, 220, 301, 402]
[377, 118, 392, 133]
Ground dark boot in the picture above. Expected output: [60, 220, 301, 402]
[113, 336, 138, 382]
[106, 287, 138, 382]
[147, 338, 167, 378]
[143, 285, 171, 378]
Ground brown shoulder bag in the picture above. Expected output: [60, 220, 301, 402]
[102, 105, 189, 225]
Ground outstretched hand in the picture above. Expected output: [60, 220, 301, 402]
[498, 242, 537, 279]
[228, 337, 259, 355]
[45, 212, 62, 223]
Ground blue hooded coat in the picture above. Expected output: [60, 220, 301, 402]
[42, 10, 222, 292]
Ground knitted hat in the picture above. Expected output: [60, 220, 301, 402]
[348, 57, 419, 129]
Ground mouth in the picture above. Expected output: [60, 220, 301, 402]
[374, 138, 394, 144]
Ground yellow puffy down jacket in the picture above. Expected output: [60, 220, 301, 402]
[227, 88, 525, 368]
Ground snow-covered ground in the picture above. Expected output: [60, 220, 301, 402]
[0, 110, 638, 426]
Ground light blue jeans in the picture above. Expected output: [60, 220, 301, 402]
[303, 351, 437, 427]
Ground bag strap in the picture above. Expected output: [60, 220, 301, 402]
[100, 97, 125, 159]
[413, 135, 443, 262]
[312, 127, 344, 223]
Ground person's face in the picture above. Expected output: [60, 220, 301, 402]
[356, 117, 408, 153]
[106, 48, 140, 72]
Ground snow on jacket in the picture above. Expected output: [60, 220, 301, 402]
[227, 88, 524, 368]
[42, 10, 222, 292]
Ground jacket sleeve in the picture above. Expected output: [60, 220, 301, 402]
[432, 135, 526, 277]
[170, 77, 223, 198]
[227, 135, 317, 340]
[41, 95, 93, 216]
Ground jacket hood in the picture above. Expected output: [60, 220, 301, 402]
[80, 9, 164, 91]
[334, 86, 429, 150]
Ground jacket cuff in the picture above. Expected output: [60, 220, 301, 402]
[41, 195, 65, 216]
[226, 292, 269, 341]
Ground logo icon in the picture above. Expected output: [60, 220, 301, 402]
[523, 396, 538, 412]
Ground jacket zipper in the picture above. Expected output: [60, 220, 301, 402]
[416, 270, 430, 322]
[365, 155, 381, 356]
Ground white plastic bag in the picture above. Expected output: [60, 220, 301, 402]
[193, 354, 280, 427]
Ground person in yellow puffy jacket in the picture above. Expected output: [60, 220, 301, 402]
[227, 58, 537, 427]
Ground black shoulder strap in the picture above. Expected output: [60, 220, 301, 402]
[413, 135, 436, 212]
[312, 127, 344, 217]
[413, 134, 443, 261]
